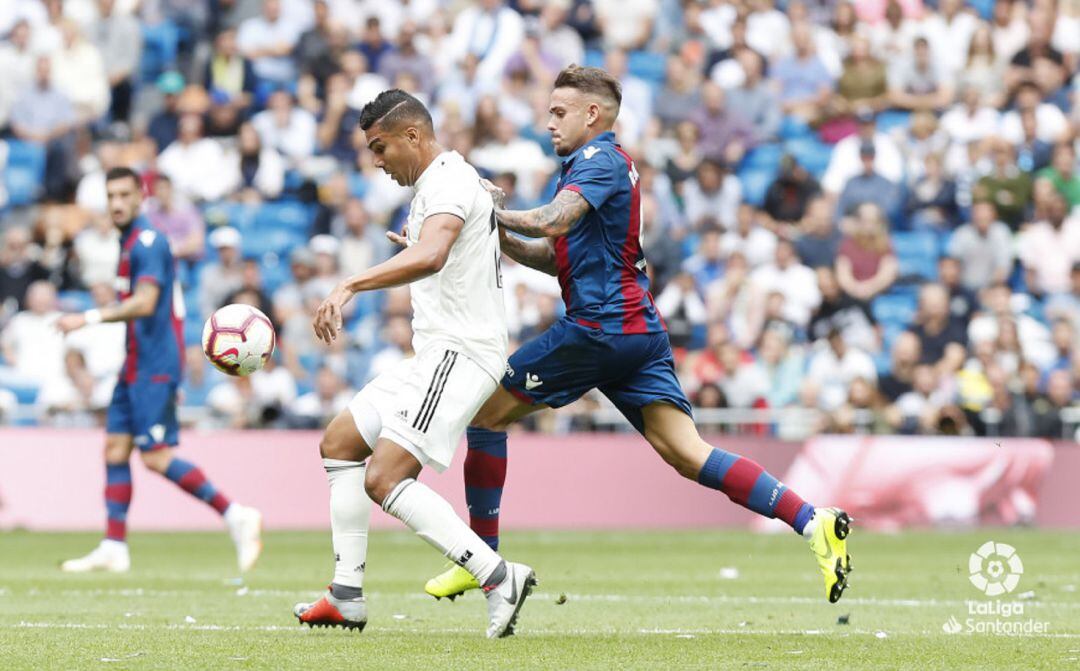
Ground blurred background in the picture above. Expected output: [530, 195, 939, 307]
[0, 0, 1078, 532]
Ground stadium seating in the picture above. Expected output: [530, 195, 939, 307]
[139, 21, 180, 84]
[3, 141, 46, 207]
[892, 231, 941, 282]
[783, 137, 832, 178]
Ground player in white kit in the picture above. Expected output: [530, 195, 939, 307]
[293, 90, 536, 638]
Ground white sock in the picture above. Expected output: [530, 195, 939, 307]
[324, 458, 371, 590]
[801, 512, 819, 540]
[382, 478, 503, 585]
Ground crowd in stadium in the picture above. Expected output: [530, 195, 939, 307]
[0, 0, 1078, 437]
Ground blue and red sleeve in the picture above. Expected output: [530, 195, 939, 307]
[562, 149, 620, 211]
[131, 231, 170, 288]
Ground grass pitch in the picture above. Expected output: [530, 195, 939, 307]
[1, 529, 1077, 669]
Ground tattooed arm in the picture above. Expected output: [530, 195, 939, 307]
[498, 227, 558, 276]
[494, 189, 592, 238]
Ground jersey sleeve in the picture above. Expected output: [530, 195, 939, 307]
[562, 149, 620, 210]
[131, 229, 171, 287]
[421, 171, 471, 222]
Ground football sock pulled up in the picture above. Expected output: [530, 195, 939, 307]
[323, 458, 370, 595]
[464, 427, 507, 551]
[697, 447, 815, 535]
[162, 458, 231, 515]
[104, 462, 133, 542]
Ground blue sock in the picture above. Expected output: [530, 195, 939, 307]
[697, 447, 814, 535]
[464, 427, 507, 551]
[104, 463, 132, 541]
[163, 458, 231, 515]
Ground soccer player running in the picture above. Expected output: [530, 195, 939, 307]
[57, 167, 263, 574]
[423, 66, 853, 605]
[293, 90, 535, 638]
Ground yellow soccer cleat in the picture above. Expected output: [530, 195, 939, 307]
[424, 563, 480, 601]
[807, 507, 853, 603]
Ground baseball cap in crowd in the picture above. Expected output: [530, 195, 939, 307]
[157, 71, 185, 95]
[309, 234, 340, 257]
[209, 226, 242, 249]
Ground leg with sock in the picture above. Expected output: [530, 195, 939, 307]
[464, 427, 507, 551]
[162, 457, 232, 515]
[104, 462, 133, 542]
[697, 446, 816, 536]
[324, 458, 371, 601]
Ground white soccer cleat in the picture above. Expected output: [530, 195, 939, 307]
[60, 539, 131, 573]
[225, 504, 263, 573]
[484, 562, 537, 639]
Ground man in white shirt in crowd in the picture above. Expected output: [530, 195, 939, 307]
[0, 280, 65, 389]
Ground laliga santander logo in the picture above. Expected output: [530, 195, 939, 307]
[968, 541, 1024, 597]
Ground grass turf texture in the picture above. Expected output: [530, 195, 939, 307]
[1, 530, 1077, 670]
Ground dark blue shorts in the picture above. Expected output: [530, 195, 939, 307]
[502, 318, 692, 434]
[105, 377, 180, 451]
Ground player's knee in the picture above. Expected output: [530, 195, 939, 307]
[362, 466, 398, 507]
[139, 448, 172, 474]
[319, 431, 356, 461]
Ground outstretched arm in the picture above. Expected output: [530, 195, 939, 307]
[494, 189, 591, 238]
[56, 281, 159, 333]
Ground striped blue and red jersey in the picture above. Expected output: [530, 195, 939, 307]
[115, 217, 184, 384]
[554, 131, 664, 334]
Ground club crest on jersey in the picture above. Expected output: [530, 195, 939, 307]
[139, 229, 157, 247]
[582, 146, 600, 159]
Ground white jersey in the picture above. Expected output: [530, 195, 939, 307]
[404, 150, 507, 381]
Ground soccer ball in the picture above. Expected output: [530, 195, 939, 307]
[202, 303, 276, 376]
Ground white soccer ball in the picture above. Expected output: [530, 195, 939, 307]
[202, 303, 276, 377]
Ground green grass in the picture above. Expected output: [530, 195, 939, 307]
[0, 529, 1077, 669]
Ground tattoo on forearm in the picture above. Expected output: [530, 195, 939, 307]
[496, 190, 590, 238]
[500, 235, 557, 276]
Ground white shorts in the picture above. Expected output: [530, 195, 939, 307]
[347, 345, 498, 472]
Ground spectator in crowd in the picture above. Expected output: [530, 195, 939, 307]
[937, 256, 978, 323]
[0, 20, 35, 132]
[251, 88, 317, 168]
[655, 271, 707, 351]
[682, 159, 741, 231]
[288, 365, 352, 428]
[940, 84, 1001, 149]
[751, 328, 804, 409]
[57, 281, 125, 410]
[662, 120, 702, 189]
[792, 196, 841, 269]
[237, 0, 304, 87]
[335, 198, 389, 279]
[0, 228, 52, 317]
[158, 113, 233, 202]
[1044, 262, 1080, 332]
[885, 363, 953, 435]
[205, 27, 256, 106]
[1037, 143, 1080, 208]
[822, 109, 903, 194]
[50, 19, 110, 123]
[879, 331, 922, 402]
[808, 266, 878, 355]
[682, 226, 726, 292]
[198, 227, 245, 317]
[146, 71, 185, 152]
[888, 36, 954, 112]
[972, 138, 1032, 230]
[832, 376, 887, 434]
[905, 152, 958, 232]
[832, 34, 889, 118]
[749, 239, 822, 330]
[724, 49, 780, 143]
[1032, 369, 1077, 438]
[145, 175, 206, 263]
[1000, 80, 1069, 145]
[721, 204, 777, 270]
[773, 21, 833, 122]
[225, 121, 286, 202]
[958, 24, 1006, 108]
[691, 81, 755, 166]
[910, 283, 968, 374]
[836, 203, 899, 303]
[1018, 191, 1080, 296]
[946, 200, 1014, 291]
[806, 327, 878, 411]
[836, 141, 902, 224]
[294, 1, 340, 89]
[378, 20, 435, 97]
[1014, 108, 1054, 174]
[73, 214, 119, 288]
[9, 56, 79, 200]
[0, 281, 64, 389]
[763, 155, 821, 226]
[448, 0, 525, 83]
[92, 0, 141, 123]
[654, 55, 702, 129]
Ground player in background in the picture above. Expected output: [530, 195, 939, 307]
[57, 167, 263, 574]
[423, 66, 853, 604]
[292, 90, 535, 639]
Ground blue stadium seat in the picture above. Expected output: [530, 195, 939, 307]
[184, 318, 204, 346]
[58, 290, 94, 312]
[875, 110, 911, 133]
[741, 143, 783, 171]
[255, 202, 314, 233]
[583, 49, 605, 68]
[779, 115, 815, 140]
[4, 140, 46, 206]
[737, 167, 775, 207]
[872, 290, 919, 327]
[347, 172, 368, 199]
[627, 51, 666, 84]
[783, 137, 832, 178]
[967, 0, 994, 20]
[259, 257, 291, 294]
[892, 231, 940, 280]
[242, 228, 306, 259]
[139, 21, 179, 83]
[2, 383, 39, 405]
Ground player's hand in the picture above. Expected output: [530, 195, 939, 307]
[312, 284, 354, 344]
[55, 313, 86, 334]
[384, 225, 408, 247]
[479, 178, 506, 209]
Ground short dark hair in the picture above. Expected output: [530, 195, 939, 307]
[358, 89, 432, 133]
[105, 166, 140, 186]
[553, 65, 622, 109]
